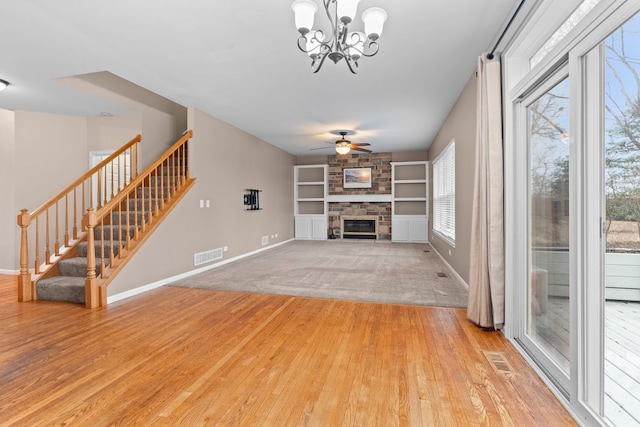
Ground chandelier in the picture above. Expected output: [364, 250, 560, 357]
[291, 0, 387, 74]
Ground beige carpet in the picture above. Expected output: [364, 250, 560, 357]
[169, 240, 469, 308]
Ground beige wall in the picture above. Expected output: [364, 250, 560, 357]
[87, 112, 142, 152]
[0, 109, 16, 270]
[427, 72, 477, 284]
[14, 111, 88, 212]
[107, 108, 295, 297]
[58, 71, 187, 168]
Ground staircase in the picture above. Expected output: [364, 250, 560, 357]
[17, 131, 195, 308]
[35, 193, 148, 304]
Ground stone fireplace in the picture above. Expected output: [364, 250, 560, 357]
[328, 202, 391, 240]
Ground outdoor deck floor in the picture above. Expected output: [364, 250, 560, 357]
[534, 297, 640, 426]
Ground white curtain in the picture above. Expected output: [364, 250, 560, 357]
[467, 54, 505, 329]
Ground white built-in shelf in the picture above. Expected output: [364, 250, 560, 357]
[391, 161, 429, 242]
[294, 165, 328, 240]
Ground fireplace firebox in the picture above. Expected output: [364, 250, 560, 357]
[340, 216, 378, 240]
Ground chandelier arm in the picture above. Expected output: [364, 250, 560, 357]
[296, 35, 310, 53]
[311, 49, 331, 73]
[360, 40, 380, 58]
[296, 30, 329, 56]
[344, 56, 359, 74]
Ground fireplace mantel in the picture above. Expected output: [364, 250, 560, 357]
[326, 194, 392, 203]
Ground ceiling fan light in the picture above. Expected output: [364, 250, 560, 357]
[292, 0, 318, 34]
[362, 7, 387, 40]
[336, 142, 351, 155]
[337, 0, 361, 24]
[0, 79, 9, 91]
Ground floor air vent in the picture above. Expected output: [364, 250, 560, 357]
[194, 248, 223, 266]
[484, 351, 515, 378]
[436, 272, 448, 278]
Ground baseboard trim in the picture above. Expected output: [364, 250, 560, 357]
[429, 244, 469, 291]
[0, 269, 19, 275]
[107, 239, 295, 305]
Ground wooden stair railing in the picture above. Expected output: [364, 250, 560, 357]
[84, 130, 194, 307]
[18, 134, 142, 302]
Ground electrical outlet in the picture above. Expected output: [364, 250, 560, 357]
[206, 200, 210, 208]
[223, 246, 228, 252]
[199, 199, 204, 208]
[275, 233, 278, 238]
[448, 249, 452, 256]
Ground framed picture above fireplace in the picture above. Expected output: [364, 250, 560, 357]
[343, 168, 372, 188]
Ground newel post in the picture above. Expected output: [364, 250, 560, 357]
[17, 209, 32, 301]
[84, 208, 99, 308]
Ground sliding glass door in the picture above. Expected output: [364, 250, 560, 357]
[602, 12, 640, 425]
[518, 70, 572, 393]
[506, 2, 640, 424]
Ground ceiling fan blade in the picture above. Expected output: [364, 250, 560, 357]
[350, 143, 370, 147]
[351, 147, 372, 153]
[310, 147, 334, 151]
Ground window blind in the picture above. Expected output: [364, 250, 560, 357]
[433, 140, 455, 246]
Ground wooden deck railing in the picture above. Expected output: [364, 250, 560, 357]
[18, 135, 141, 302]
[84, 130, 193, 307]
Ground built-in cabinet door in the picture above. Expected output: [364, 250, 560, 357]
[392, 217, 428, 242]
[295, 217, 311, 239]
[411, 219, 428, 243]
[295, 216, 326, 240]
[392, 219, 409, 242]
[311, 218, 327, 239]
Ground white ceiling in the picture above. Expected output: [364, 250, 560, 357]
[0, 0, 518, 156]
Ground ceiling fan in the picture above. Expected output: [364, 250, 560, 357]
[311, 131, 372, 154]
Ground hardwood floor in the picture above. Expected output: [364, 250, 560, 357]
[0, 275, 576, 426]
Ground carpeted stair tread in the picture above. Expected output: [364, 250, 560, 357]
[111, 211, 149, 225]
[136, 186, 170, 198]
[77, 240, 122, 257]
[58, 256, 109, 277]
[36, 276, 85, 304]
[95, 225, 137, 240]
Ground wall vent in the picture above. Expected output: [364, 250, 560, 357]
[194, 248, 223, 266]
[262, 236, 269, 246]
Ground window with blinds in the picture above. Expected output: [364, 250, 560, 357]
[432, 139, 455, 246]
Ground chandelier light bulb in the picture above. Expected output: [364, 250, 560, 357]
[292, 0, 318, 34]
[337, 0, 361, 24]
[362, 7, 387, 40]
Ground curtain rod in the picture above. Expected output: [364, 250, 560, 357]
[487, 0, 526, 60]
